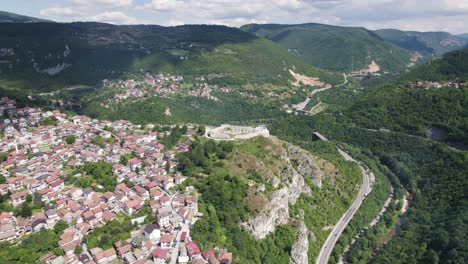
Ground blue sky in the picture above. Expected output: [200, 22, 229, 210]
[1, 0, 467, 33]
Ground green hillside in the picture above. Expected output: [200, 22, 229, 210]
[0, 22, 337, 95]
[241, 23, 412, 72]
[375, 29, 467, 55]
[403, 48, 468, 81]
[342, 48, 468, 146]
[0, 11, 53, 23]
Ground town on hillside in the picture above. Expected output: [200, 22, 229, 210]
[0, 96, 233, 264]
[108, 73, 232, 102]
[406, 80, 467, 89]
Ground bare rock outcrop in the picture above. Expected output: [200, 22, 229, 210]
[242, 139, 323, 239]
[290, 221, 310, 264]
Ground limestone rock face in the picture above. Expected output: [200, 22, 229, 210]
[242, 140, 323, 239]
[290, 221, 310, 264]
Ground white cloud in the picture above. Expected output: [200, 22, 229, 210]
[137, 0, 184, 11]
[90, 11, 139, 24]
[37, 0, 468, 33]
[40, 7, 84, 17]
[72, 0, 133, 8]
[273, 0, 305, 11]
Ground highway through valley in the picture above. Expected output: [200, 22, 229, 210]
[315, 133, 373, 264]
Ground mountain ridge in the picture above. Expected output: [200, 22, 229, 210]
[374, 28, 467, 55]
[0, 10, 53, 23]
[241, 23, 413, 72]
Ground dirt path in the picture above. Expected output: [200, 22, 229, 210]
[38, 85, 91, 96]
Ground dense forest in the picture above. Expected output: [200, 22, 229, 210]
[343, 86, 468, 145]
[269, 115, 468, 263]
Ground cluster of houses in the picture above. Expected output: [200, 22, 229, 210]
[406, 80, 467, 89]
[107, 72, 237, 102]
[0, 97, 233, 264]
[0, 96, 42, 131]
[109, 73, 184, 100]
[188, 83, 223, 102]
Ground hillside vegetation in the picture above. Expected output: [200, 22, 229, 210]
[375, 29, 467, 55]
[241, 23, 412, 72]
[178, 136, 361, 263]
[342, 48, 468, 146]
[403, 48, 468, 81]
[270, 112, 468, 263]
[0, 22, 337, 94]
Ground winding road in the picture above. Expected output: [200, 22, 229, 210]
[293, 73, 348, 112]
[315, 132, 373, 264]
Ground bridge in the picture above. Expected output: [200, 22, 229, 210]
[313, 131, 328, 141]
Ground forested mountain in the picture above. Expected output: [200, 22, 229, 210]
[241, 23, 412, 72]
[0, 11, 52, 23]
[457, 33, 468, 39]
[343, 48, 468, 146]
[375, 29, 467, 55]
[0, 22, 335, 94]
[403, 48, 468, 81]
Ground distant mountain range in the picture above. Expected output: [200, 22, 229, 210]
[0, 10, 53, 23]
[457, 33, 468, 39]
[241, 23, 412, 72]
[0, 21, 337, 94]
[374, 29, 467, 55]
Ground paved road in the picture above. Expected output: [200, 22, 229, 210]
[169, 223, 189, 264]
[316, 143, 372, 264]
[295, 74, 347, 112]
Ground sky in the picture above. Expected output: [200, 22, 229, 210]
[1, 0, 467, 33]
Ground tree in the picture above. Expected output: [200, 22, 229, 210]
[74, 245, 83, 254]
[20, 203, 32, 218]
[0, 175, 6, 184]
[65, 135, 77, 145]
[181, 125, 188, 134]
[25, 194, 32, 203]
[39, 116, 58, 126]
[54, 220, 68, 235]
[197, 126, 206, 136]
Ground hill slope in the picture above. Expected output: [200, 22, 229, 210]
[343, 48, 468, 146]
[457, 33, 468, 39]
[375, 29, 467, 55]
[0, 22, 336, 94]
[241, 23, 412, 72]
[403, 48, 468, 81]
[0, 11, 52, 23]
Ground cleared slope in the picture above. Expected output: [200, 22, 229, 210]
[241, 23, 412, 72]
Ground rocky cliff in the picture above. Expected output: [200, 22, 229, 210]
[242, 138, 323, 239]
[290, 221, 311, 264]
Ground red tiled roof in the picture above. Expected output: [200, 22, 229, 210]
[152, 248, 169, 259]
[186, 241, 201, 257]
